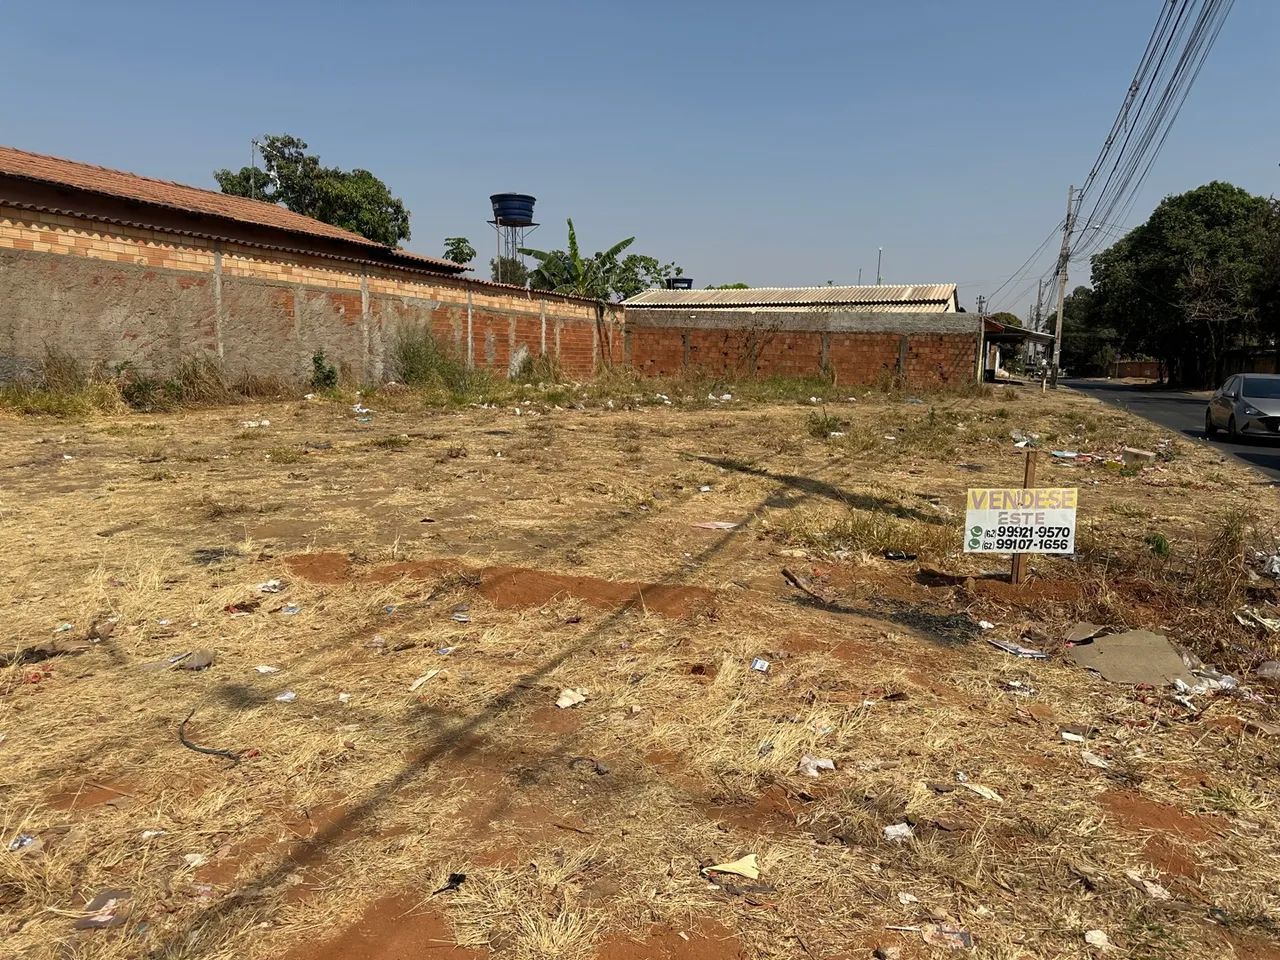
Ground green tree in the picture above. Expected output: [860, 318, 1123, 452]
[989, 311, 1022, 328]
[612, 254, 684, 300]
[1088, 181, 1269, 386]
[214, 135, 411, 246]
[521, 219, 635, 301]
[490, 256, 530, 286]
[522, 220, 635, 366]
[706, 283, 750, 289]
[442, 237, 476, 265]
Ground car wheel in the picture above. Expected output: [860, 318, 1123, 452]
[1205, 411, 1218, 438]
[1228, 415, 1239, 438]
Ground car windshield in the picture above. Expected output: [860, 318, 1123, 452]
[1243, 377, 1280, 400]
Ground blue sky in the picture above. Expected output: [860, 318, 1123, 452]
[3, 1, 1276, 314]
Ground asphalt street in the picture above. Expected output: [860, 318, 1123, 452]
[1065, 378, 1280, 483]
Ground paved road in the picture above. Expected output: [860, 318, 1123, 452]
[1065, 378, 1280, 482]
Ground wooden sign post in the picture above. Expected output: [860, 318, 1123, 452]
[1010, 450, 1039, 585]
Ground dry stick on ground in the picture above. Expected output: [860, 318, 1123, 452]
[178, 709, 245, 766]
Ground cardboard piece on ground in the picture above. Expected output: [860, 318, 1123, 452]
[1065, 629, 1196, 687]
[702, 853, 759, 880]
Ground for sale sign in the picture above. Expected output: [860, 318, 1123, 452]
[964, 487, 1078, 554]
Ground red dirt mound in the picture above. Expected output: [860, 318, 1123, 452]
[595, 920, 746, 960]
[285, 553, 715, 619]
[283, 892, 481, 960]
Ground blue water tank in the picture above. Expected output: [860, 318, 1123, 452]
[490, 193, 537, 227]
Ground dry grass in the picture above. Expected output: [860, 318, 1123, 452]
[1, 385, 1279, 959]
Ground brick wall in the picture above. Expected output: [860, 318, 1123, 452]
[0, 204, 614, 382]
[626, 309, 980, 387]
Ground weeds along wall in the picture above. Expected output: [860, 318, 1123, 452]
[624, 309, 983, 387]
[0, 204, 618, 384]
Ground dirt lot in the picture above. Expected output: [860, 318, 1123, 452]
[3, 383, 1280, 959]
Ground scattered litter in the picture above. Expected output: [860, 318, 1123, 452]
[1001, 678, 1037, 696]
[54, 622, 74, 634]
[257, 579, 285, 594]
[156, 618, 173, 627]
[352, 403, 372, 415]
[1066, 629, 1198, 687]
[1124, 869, 1172, 900]
[183, 853, 208, 869]
[883, 823, 915, 843]
[977, 620, 995, 631]
[569, 756, 610, 776]
[921, 924, 974, 951]
[450, 612, 472, 623]
[1051, 450, 1079, 459]
[8, 833, 36, 852]
[986, 636, 1048, 660]
[693, 521, 739, 530]
[431, 872, 467, 896]
[1243, 718, 1280, 737]
[757, 741, 774, 757]
[959, 783, 1004, 803]
[177, 649, 217, 671]
[1254, 660, 1280, 679]
[883, 435, 897, 441]
[139, 830, 166, 840]
[240, 419, 270, 429]
[797, 755, 835, 778]
[409, 670, 441, 693]
[701, 854, 759, 880]
[1065, 621, 1107, 644]
[556, 687, 587, 708]
[179, 709, 245, 765]
[1121, 446, 1156, 465]
[1081, 750, 1111, 769]
[883, 549, 917, 562]
[437, 646, 457, 656]
[254, 665, 280, 674]
[338, 692, 352, 705]
[279, 604, 302, 616]
[275, 691, 297, 703]
[750, 657, 770, 673]
[1084, 929, 1113, 951]
[1059, 726, 1092, 743]
[699, 485, 713, 493]
[905, 397, 924, 405]
[1262, 553, 1280, 579]
[897, 891, 920, 905]
[73, 889, 133, 930]
[384, 604, 397, 613]
[1235, 606, 1280, 633]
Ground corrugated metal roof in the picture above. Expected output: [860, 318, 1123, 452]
[623, 283, 957, 311]
[0, 144, 466, 274]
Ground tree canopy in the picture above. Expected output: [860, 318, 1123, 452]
[520, 220, 684, 302]
[707, 283, 750, 289]
[989, 311, 1022, 328]
[1064, 182, 1278, 386]
[442, 237, 476, 265]
[215, 135, 411, 247]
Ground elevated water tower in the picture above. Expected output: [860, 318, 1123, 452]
[489, 193, 538, 283]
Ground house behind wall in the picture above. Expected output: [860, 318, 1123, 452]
[0, 146, 617, 384]
[623, 285, 981, 387]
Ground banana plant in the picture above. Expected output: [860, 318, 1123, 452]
[522, 220, 634, 367]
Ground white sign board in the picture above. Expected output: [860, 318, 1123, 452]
[964, 487, 1077, 554]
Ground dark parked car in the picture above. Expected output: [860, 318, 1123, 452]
[1205, 374, 1280, 438]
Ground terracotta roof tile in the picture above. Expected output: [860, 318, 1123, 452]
[0, 144, 464, 273]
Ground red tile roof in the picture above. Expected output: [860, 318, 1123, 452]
[0, 144, 465, 273]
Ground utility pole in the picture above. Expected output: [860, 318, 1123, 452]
[1050, 185, 1077, 388]
[857, 268, 862, 284]
[876, 247, 883, 285]
[1034, 278, 1045, 332]
[976, 294, 987, 315]
[249, 138, 258, 200]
